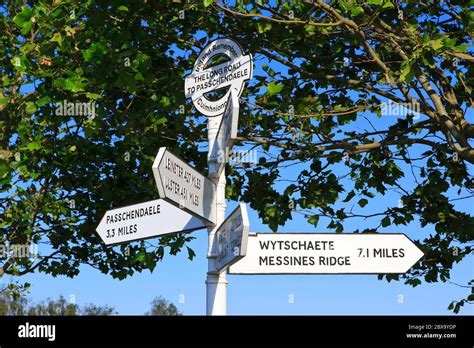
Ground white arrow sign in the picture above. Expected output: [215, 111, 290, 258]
[229, 233, 424, 274]
[153, 147, 216, 225]
[96, 199, 206, 246]
[209, 88, 240, 177]
[215, 203, 249, 272]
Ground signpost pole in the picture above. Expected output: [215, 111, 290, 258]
[184, 37, 252, 315]
[206, 115, 227, 315]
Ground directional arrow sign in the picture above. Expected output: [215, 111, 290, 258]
[96, 199, 206, 246]
[153, 147, 216, 225]
[215, 203, 249, 272]
[209, 88, 239, 177]
[229, 233, 424, 274]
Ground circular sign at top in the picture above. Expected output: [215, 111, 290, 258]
[184, 38, 253, 117]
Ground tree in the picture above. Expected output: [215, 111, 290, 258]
[0, 289, 29, 315]
[79, 303, 116, 316]
[0, 0, 472, 313]
[0, 282, 30, 315]
[145, 296, 181, 316]
[0, 1, 198, 287]
[0, 292, 115, 315]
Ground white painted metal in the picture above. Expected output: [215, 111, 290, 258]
[208, 88, 240, 177]
[96, 199, 205, 246]
[184, 37, 252, 315]
[206, 114, 228, 315]
[184, 38, 252, 117]
[152, 147, 216, 225]
[215, 203, 249, 272]
[229, 233, 424, 274]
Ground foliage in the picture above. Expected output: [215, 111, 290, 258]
[0, 293, 116, 315]
[145, 296, 181, 316]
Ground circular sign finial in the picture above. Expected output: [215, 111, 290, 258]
[184, 38, 253, 117]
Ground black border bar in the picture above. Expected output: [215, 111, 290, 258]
[0, 315, 471, 346]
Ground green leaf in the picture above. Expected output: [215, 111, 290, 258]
[145, 253, 157, 271]
[51, 32, 63, 48]
[204, 0, 214, 7]
[26, 141, 41, 151]
[438, 212, 446, 223]
[421, 53, 435, 68]
[0, 97, 9, 106]
[55, 77, 87, 92]
[381, 216, 390, 227]
[454, 44, 469, 53]
[160, 96, 171, 107]
[135, 251, 146, 263]
[36, 96, 52, 107]
[338, 0, 351, 11]
[186, 246, 196, 260]
[0, 159, 11, 179]
[308, 215, 320, 227]
[265, 205, 277, 218]
[257, 22, 272, 33]
[11, 56, 28, 72]
[83, 42, 108, 62]
[83, 118, 98, 137]
[305, 25, 316, 33]
[367, 0, 383, 5]
[13, 6, 33, 34]
[20, 42, 37, 54]
[13, 6, 32, 26]
[351, 7, 364, 16]
[86, 92, 102, 100]
[400, 62, 415, 83]
[117, 5, 129, 12]
[155, 117, 167, 126]
[134, 72, 145, 81]
[267, 82, 284, 96]
[358, 198, 368, 207]
[429, 39, 444, 51]
[343, 190, 355, 202]
[25, 102, 37, 114]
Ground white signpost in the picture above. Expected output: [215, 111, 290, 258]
[184, 37, 254, 316]
[209, 88, 240, 177]
[96, 199, 205, 246]
[153, 147, 216, 225]
[229, 233, 424, 275]
[184, 37, 252, 117]
[215, 203, 249, 272]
